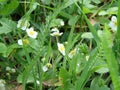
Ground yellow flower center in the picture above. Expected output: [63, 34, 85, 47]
[59, 46, 65, 51]
[70, 50, 76, 55]
[29, 30, 35, 35]
[114, 21, 117, 26]
[23, 39, 29, 45]
[46, 63, 52, 68]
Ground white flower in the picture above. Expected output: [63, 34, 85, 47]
[17, 19, 29, 30]
[36, 80, 40, 85]
[42, 66, 48, 72]
[6, 66, 16, 73]
[50, 28, 63, 37]
[26, 27, 38, 39]
[57, 43, 65, 56]
[6, 66, 11, 71]
[65, 41, 68, 45]
[11, 68, 16, 73]
[18, 39, 29, 45]
[109, 16, 117, 32]
[60, 20, 64, 26]
[68, 48, 76, 59]
[0, 79, 5, 87]
[86, 55, 89, 61]
[18, 39, 23, 45]
[51, 28, 59, 32]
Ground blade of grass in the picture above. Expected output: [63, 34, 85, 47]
[102, 25, 120, 90]
[75, 47, 99, 90]
[63, 15, 79, 68]
[75, 2, 100, 44]
[116, 0, 120, 39]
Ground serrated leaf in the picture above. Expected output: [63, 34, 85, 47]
[0, 18, 17, 34]
[59, 68, 70, 83]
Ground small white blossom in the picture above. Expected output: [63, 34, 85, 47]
[57, 43, 65, 56]
[36, 80, 40, 85]
[0, 79, 5, 90]
[109, 16, 117, 32]
[68, 48, 76, 59]
[60, 20, 64, 26]
[65, 41, 68, 45]
[6, 66, 11, 71]
[86, 55, 89, 61]
[26, 27, 38, 39]
[50, 28, 63, 37]
[51, 28, 59, 32]
[17, 19, 29, 30]
[42, 66, 48, 72]
[11, 69, 16, 73]
[18, 39, 23, 45]
[18, 39, 29, 45]
[6, 67, 16, 73]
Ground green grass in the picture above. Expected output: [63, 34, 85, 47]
[0, 0, 120, 90]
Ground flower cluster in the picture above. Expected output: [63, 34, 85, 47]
[17, 19, 38, 45]
[18, 39, 29, 45]
[57, 42, 77, 58]
[42, 63, 52, 72]
[0, 79, 6, 90]
[6, 66, 16, 73]
[17, 19, 30, 30]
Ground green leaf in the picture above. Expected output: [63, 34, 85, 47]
[107, 7, 118, 15]
[91, 0, 101, 4]
[17, 72, 34, 83]
[59, 68, 71, 83]
[3, 44, 20, 57]
[98, 10, 108, 16]
[0, 0, 19, 16]
[41, 0, 51, 5]
[0, 18, 17, 34]
[68, 15, 79, 26]
[0, 42, 7, 53]
[92, 60, 109, 74]
[81, 32, 94, 39]
[90, 77, 110, 90]
[83, 6, 91, 14]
